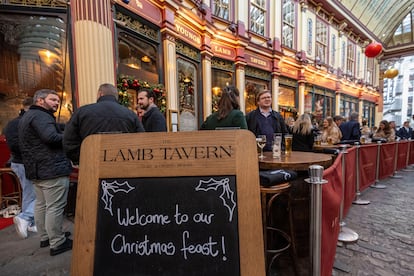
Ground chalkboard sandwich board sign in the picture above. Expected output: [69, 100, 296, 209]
[71, 130, 264, 276]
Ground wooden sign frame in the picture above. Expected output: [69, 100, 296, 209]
[71, 130, 265, 276]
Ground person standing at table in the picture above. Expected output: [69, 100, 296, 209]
[64, 83, 145, 164]
[200, 86, 247, 130]
[321, 116, 342, 144]
[339, 112, 361, 141]
[291, 113, 315, 151]
[3, 97, 37, 239]
[396, 121, 413, 140]
[373, 120, 395, 142]
[246, 90, 288, 151]
[333, 115, 344, 128]
[137, 88, 167, 132]
[18, 89, 73, 256]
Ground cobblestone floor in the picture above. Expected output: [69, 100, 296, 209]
[333, 168, 414, 276]
[0, 169, 413, 275]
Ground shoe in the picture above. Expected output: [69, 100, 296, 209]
[28, 225, 37, 233]
[13, 216, 29, 239]
[50, 238, 73, 256]
[40, 231, 71, 248]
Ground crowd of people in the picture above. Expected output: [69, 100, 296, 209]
[199, 86, 414, 154]
[2, 83, 167, 257]
[2, 83, 414, 258]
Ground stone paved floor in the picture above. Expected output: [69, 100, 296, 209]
[333, 168, 414, 276]
[0, 168, 413, 275]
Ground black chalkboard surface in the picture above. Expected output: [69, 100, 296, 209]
[94, 176, 240, 276]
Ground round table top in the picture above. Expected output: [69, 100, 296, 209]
[313, 143, 351, 150]
[259, 151, 333, 171]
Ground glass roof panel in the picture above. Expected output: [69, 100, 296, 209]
[336, 0, 414, 45]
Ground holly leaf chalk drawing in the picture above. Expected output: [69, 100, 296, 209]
[195, 178, 236, 222]
[101, 180, 135, 216]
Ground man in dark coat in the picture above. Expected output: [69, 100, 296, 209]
[396, 121, 413, 140]
[246, 90, 288, 151]
[3, 97, 37, 239]
[63, 83, 145, 164]
[137, 88, 167, 132]
[339, 112, 361, 141]
[18, 89, 73, 256]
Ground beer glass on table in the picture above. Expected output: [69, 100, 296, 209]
[285, 134, 293, 155]
[256, 135, 266, 159]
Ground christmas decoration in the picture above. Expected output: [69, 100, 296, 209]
[117, 76, 166, 114]
[383, 68, 399, 79]
[364, 42, 382, 58]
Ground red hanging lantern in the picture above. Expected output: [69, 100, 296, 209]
[365, 42, 383, 58]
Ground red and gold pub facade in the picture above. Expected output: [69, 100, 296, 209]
[0, 0, 381, 131]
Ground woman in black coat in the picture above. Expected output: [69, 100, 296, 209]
[291, 113, 314, 152]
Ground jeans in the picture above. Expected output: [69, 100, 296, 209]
[10, 162, 35, 225]
[33, 176, 69, 248]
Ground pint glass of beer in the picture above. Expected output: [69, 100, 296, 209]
[285, 134, 293, 155]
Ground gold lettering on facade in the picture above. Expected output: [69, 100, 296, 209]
[175, 23, 201, 44]
[214, 45, 232, 56]
[250, 57, 267, 66]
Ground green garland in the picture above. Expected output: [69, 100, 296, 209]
[117, 76, 167, 114]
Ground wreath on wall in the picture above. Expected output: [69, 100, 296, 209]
[116, 76, 167, 114]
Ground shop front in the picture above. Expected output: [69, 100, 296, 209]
[114, 3, 163, 111]
[304, 85, 335, 123]
[278, 77, 297, 119]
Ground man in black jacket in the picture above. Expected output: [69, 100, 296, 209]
[339, 112, 361, 142]
[3, 97, 37, 239]
[137, 88, 167, 132]
[18, 89, 73, 256]
[246, 90, 288, 151]
[63, 83, 145, 164]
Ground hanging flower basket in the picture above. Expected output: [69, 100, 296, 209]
[116, 76, 167, 114]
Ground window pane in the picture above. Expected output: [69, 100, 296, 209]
[250, 0, 266, 35]
[0, 12, 71, 126]
[282, 0, 295, 48]
[213, 0, 230, 21]
[177, 59, 198, 131]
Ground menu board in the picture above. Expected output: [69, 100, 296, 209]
[71, 130, 264, 276]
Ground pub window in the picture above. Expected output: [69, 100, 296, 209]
[305, 87, 334, 122]
[363, 101, 375, 127]
[340, 95, 359, 119]
[117, 32, 159, 85]
[346, 42, 355, 77]
[211, 57, 234, 112]
[245, 78, 268, 113]
[315, 19, 328, 64]
[0, 12, 71, 129]
[250, 0, 266, 36]
[307, 18, 313, 55]
[212, 69, 233, 112]
[177, 58, 199, 131]
[212, 0, 231, 21]
[278, 85, 296, 119]
[282, 0, 295, 49]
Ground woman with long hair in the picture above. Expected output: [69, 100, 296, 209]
[373, 120, 395, 142]
[321, 116, 342, 144]
[200, 86, 247, 130]
[292, 113, 315, 151]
